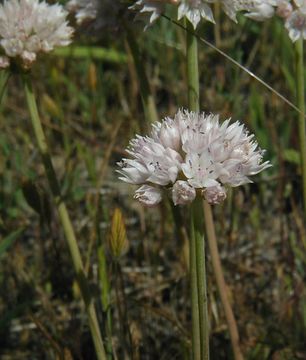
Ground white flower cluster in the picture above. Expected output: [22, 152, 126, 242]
[118, 110, 270, 207]
[130, 0, 278, 29]
[0, 0, 73, 69]
[130, 0, 306, 41]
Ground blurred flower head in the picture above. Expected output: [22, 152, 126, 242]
[238, 0, 277, 21]
[129, 0, 282, 28]
[118, 109, 271, 207]
[0, 0, 73, 69]
[130, 0, 216, 28]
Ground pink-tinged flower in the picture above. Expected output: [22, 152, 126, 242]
[181, 152, 221, 188]
[129, 0, 168, 28]
[203, 184, 227, 204]
[118, 135, 183, 186]
[134, 185, 163, 207]
[152, 116, 181, 152]
[0, 55, 9, 68]
[172, 180, 196, 205]
[285, 8, 306, 41]
[0, 0, 73, 69]
[118, 109, 270, 206]
[276, 0, 293, 18]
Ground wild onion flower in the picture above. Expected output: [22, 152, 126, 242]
[118, 109, 271, 207]
[0, 0, 73, 69]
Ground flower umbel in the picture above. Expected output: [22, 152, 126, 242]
[0, 0, 73, 69]
[118, 109, 271, 206]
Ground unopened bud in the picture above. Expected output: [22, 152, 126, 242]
[172, 180, 196, 205]
[203, 184, 227, 205]
[108, 208, 128, 258]
[134, 185, 162, 207]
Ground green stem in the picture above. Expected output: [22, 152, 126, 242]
[0, 70, 10, 106]
[186, 18, 209, 359]
[125, 24, 159, 127]
[295, 38, 306, 218]
[190, 204, 201, 360]
[23, 75, 107, 360]
[186, 21, 199, 112]
[192, 198, 209, 360]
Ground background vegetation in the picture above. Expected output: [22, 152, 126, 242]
[0, 6, 305, 359]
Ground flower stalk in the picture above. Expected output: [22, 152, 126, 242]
[186, 18, 208, 360]
[190, 201, 202, 360]
[191, 197, 209, 360]
[295, 38, 306, 219]
[186, 19, 243, 360]
[23, 75, 107, 360]
[186, 20, 199, 113]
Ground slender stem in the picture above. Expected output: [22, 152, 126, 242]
[203, 200, 244, 360]
[23, 75, 107, 360]
[192, 198, 209, 360]
[186, 21, 199, 113]
[190, 205, 201, 360]
[125, 24, 158, 127]
[295, 38, 306, 219]
[186, 18, 209, 359]
[0, 70, 10, 106]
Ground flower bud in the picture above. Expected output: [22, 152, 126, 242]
[0, 56, 9, 69]
[276, 0, 292, 18]
[108, 208, 128, 258]
[246, 3, 275, 21]
[203, 184, 227, 205]
[172, 180, 196, 205]
[134, 185, 162, 207]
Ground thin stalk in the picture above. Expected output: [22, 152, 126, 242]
[23, 75, 107, 360]
[190, 206, 201, 360]
[0, 70, 10, 105]
[295, 38, 306, 218]
[125, 24, 158, 126]
[186, 20, 199, 112]
[203, 200, 243, 360]
[186, 18, 208, 359]
[192, 198, 209, 360]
